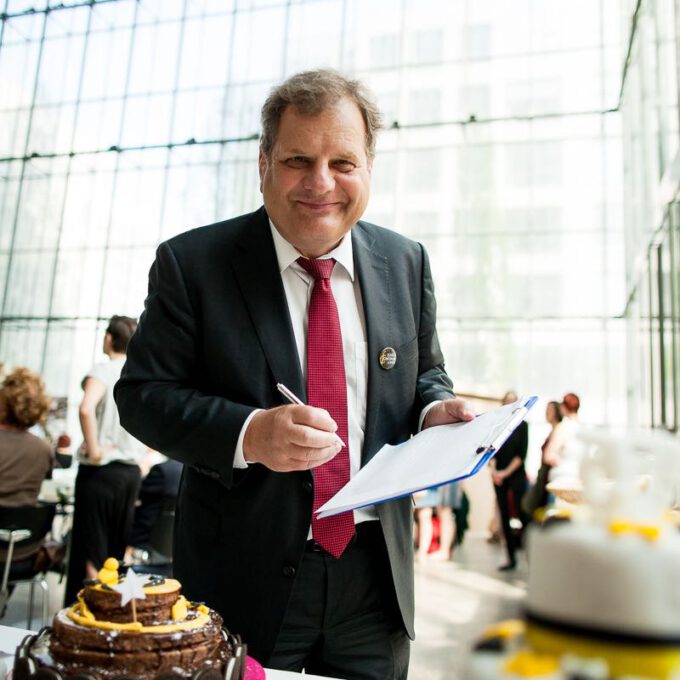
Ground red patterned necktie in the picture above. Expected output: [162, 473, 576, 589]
[297, 256, 355, 558]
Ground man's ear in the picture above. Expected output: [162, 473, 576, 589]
[258, 148, 267, 193]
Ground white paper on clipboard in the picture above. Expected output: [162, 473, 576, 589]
[316, 395, 537, 518]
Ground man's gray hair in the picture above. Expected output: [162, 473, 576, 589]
[260, 69, 383, 160]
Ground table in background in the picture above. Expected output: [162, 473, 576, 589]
[0, 625, 335, 680]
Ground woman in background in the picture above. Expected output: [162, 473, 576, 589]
[0, 366, 52, 507]
[521, 399, 564, 517]
[414, 481, 461, 562]
[544, 393, 580, 481]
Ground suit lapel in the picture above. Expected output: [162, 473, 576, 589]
[353, 223, 391, 465]
[230, 208, 306, 401]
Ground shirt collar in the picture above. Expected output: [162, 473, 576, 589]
[269, 218, 355, 281]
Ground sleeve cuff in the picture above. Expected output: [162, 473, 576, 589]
[418, 400, 441, 432]
[234, 409, 263, 469]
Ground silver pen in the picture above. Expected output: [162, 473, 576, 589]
[276, 382, 346, 448]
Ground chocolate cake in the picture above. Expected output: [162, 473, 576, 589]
[12, 558, 256, 680]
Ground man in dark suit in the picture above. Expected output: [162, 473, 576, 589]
[114, 69, 473, 680]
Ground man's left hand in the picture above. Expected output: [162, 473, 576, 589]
[422, 398, 475, 429]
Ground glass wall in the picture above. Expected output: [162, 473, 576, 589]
[620, 0, 680, 432]
[0, 0, 626, 440]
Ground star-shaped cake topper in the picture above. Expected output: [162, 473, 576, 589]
[112, 568, 147, 608]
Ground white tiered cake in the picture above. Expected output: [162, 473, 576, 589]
[467, 427, 680, 680]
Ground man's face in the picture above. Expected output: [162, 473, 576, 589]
[258, 97, 372, 258]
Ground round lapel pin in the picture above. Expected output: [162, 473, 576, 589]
[379, 347, 397, 370]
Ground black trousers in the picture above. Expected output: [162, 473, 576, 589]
[64, 462, 141, 604]
[269, 521, 410, 680]
[494, 473, 529, 564]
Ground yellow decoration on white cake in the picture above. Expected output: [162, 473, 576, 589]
[637, 523, 661, 542]
[607, 518, 634, 535]
[526, 622, 680, 679]
[483, 619, 525, 641]
[503, 649, 559, 676]
[607, 518, 662, 541]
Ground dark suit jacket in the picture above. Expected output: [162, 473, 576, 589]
[114, 206, 454, 663]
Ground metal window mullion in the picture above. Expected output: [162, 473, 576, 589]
[599, 0, 611, 424]
[153, 0, 190, 247]
[668, 203, 679, 432]
[0, 9, 50, 342]
[0, 0, 11, 56]
[648, 246, 656, 427]
[213, 4, 238, 221]
[39, 3, 98, 374]
[92, 0, 142, 351]
[657, 241, 667, 428]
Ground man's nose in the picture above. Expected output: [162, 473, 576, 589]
[303, 161, 334, 193]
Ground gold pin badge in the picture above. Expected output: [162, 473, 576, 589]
[379, 347, 397, 370]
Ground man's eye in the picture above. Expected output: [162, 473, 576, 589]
[333, 160, 356, 172]
[284, 157, 308, 168]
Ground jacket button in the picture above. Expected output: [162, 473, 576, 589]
[302, 481, 313, 493]
[282, 565, 296, 578]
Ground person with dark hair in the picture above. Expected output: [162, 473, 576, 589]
[127, 454, 183, 556]
[521, 400, 563, 518]
[0, 367, 52, 507]
[114, 69, 473, 679]
[64, 315, 147, 604]
[489, 391, 529, 571]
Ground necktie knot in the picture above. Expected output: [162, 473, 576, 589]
[297, 256, 335, 281]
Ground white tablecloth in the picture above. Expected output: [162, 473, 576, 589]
[0, 625, 333, 680]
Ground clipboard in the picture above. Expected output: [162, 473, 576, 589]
[316, 395, 538, 518]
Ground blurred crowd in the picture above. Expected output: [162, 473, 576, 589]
[0, 315, 182, 615]
[412, 391, 581, 571]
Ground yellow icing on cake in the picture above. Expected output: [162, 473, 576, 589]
[526, 622, 680, 679]
[502, 649, 559, 676]
[607, 518, 634, 535]
[607, 518, 662, 542]
[67, 599, 211, 634]
[637, 523, 661, 542]
[171, 596, 188, 621]
[96, 558, 120, 585]
[483, 619, 525, 641]
[69, 603, 143, 631]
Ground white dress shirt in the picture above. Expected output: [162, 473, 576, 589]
[234, 221, 378, 524]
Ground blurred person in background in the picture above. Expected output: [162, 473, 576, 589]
[0, 366, 52, 507]
[64, 315, 147, 604]
[53, 433, 73, 469]
[414, 481, 461, 562]
[0, 366, 54, 613]
[489, 390, 528, 571]
[126, 453, 183, 560]
[521, 399, 564, 518]
[545, 392, 581, 483]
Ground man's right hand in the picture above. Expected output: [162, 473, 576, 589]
[243, 405, 343, 472]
